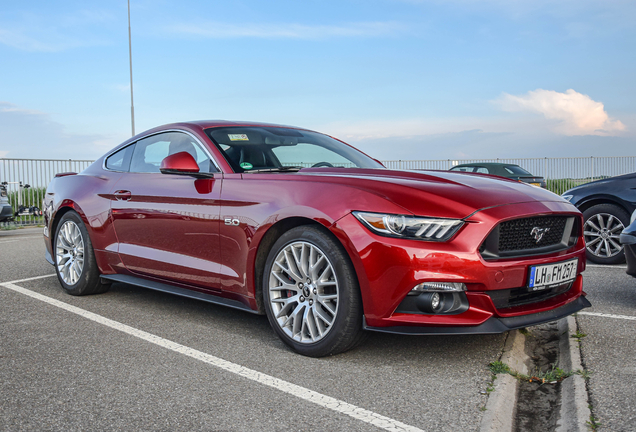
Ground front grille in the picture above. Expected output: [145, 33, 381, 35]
[499, 216, 567, 251]
[480, 215, 578, 259]
[488, 282, 573, 309]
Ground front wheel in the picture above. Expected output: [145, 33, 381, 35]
[582, 204, 629, 265]
[54, 211, 110, 295]
[263, 225, 364, 357]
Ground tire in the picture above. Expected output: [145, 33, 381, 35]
[582, 204, 630, 265]
[53, 211, 110, 295]
[263, 225, 365, 357]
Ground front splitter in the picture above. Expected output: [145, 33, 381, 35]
[363, 295, 591, 335]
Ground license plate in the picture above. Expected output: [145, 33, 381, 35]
[530, 182, 541, 187]
[528, 259, 578, 290]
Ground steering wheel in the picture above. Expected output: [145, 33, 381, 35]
[311, 162, 334, 168]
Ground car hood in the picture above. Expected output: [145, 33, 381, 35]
[299, 168, 569, 219]
[564, 171, 636, 195]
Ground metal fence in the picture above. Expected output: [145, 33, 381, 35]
[1, 156, 635, 227]
[384, 156, 636, 195]
[1, 158, 94, 226]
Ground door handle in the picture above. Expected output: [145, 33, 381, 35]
[114, 190, 132, 201]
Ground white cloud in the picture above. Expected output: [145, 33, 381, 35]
[110, 84, 131, 93]
[166, 21, 403, 39]
[497, 89, 626, 136]
[0, 102, 121, 160]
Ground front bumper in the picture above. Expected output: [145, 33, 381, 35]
[364, 295, 591, 334]
[333, 200, 588, 332]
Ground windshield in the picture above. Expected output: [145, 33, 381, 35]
[205, 127, 384, 173]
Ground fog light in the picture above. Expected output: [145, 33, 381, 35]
[408, 281, 466, 295]
[431, 292, 440, 309]
[417, 292, 444, 314]
[396, 282, 470, 315]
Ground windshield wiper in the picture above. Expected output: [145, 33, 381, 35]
[245, 166, 303, 173]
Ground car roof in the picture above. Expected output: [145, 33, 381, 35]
[452, 162, 520, 168]
[161, 120, 313, 131]
[116, 120, 323, 151]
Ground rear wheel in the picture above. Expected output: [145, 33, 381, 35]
[54, 211, 110, 295]
[582, 204, 629, 264]
[263, 225, 364, 357]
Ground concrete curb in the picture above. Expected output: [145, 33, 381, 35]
[556, 316, 592, 432]
[480, 330, 529, 432]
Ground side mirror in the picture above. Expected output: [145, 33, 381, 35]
[160, 152, 200, 175]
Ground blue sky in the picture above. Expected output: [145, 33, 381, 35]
[1, 0, 634, 161]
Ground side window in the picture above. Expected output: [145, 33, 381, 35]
[129, 132, 217, 174]
[475, 167, 489, 174]
[105, 145, 134, 171]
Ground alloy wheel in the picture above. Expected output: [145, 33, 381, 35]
[56, 220, 85, 285]
[268, 241, 339, 343]
[584, 213, 625, 259]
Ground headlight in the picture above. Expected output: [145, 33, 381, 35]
[353, 211, 463, 241]
[561, 194, 573, 202]
[631, 209, 636, 224]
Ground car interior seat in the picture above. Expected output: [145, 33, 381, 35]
[238, 146, 269, 169]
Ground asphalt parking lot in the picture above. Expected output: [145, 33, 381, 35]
[1, 227, 635, 431]
[576, 264, 636, 431]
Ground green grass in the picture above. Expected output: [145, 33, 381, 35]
[545, 177, 605, 195]
[571, 330, 587, 343]
[586, 412, 602, 430]
[488, 361, 592, 384]
[489, 361, 511, 375]
[7, 187, 46, 209]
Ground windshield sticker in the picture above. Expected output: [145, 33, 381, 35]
[240, 162, 253, 170]
[228, 134, 249, 141]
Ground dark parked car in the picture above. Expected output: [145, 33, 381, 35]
[43, 121, 589, 356]
[619, 210, 636, 277]
[0, 183, 13, 222]
[562, 172, 636, 265]
[449, 163, 546, 188]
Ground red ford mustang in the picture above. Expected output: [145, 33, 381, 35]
[43, 121, 590, 356]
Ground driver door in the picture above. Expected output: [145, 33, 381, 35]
[110, 131, 224, 291]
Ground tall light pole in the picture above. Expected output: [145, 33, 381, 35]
[128, 0, 135, 136]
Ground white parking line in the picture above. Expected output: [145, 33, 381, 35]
[1, 274, 56, 284]
[0, 281, 423, 432]
[0, 235, 43, 244]
[586, 264, 627, 269]
[578, 311, 636, 321]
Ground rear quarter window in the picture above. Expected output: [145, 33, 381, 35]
[105, 145, 134, 171]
